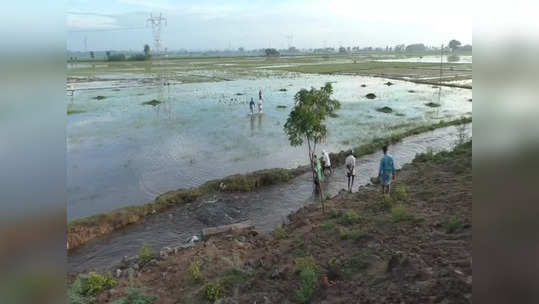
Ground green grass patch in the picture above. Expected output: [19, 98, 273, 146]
[273, 225, 288, 239]
[339, 229, 366, 241]
[188, 258, 202, 283]
[328, 209, 342, 219]
[222, 267, 254, 290]
[341, 210, 362, 225]
[138, 244, 154, 264]
[68, 271, 116, 303]
[92, 95, 106, 100]
[425, 102, 440, 107]
[444, 216, 464, 233]
[392, 185, 408, 201]
[391, 204, 412, 222]
[319, 221, 336, 232]
[295, 256, 319, 304]
[343, 252, 370, 275]
[110, 287, 155, 304]
[205, 282, 224, 302]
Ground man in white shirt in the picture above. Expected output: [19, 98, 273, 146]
[345, 150, 356, 192]
[322, 150, 332, 175]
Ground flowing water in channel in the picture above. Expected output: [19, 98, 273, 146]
[68, 124, 471, 273]
[68, 74, 471, 220]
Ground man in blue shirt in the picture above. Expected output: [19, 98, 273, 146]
[378, 145, 396, 194]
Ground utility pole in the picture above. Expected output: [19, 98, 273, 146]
[147, 13, 167, 54]
[438, 44, 444, 104]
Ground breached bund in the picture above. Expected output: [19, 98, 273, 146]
[67, 117, 472, 250]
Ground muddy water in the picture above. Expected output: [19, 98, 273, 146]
[68, 124, 471, 273]
[68, 75, 471, 220]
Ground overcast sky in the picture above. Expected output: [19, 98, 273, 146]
[67, 0, 472, 52]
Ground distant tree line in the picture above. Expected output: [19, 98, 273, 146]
[105, 44, 152, 62]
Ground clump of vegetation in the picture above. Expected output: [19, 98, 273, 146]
[92, 95, 106, 100]
[425, 102, 440, 107]
[68, 271, 116, 303]
[414, 141, 472, 164]
[319, 221, 335, 232]
[329, 112, 339, 118]
[67, 106, 86, 115]
[365, 93, 376, 99]
[205, 282, 224, 302]
[222, 267, 254, 290]
[343, 252, 370, 275]
[276, 105, 288, 109]
[138, 244, 155, 264]
[391, 204, 412, 222]
[385, 81, 394, 86]
[408, 90, 416, 93]
[395, 113, 405, 117]
[141, 99, 162, 106]
[328, 209, 342, 219]
[295, 256, 319, 304]
[339, 229, 366, 241]
[279, 88, 287, 92]
[376, 106, 393, 114]
[273, 225, 288, 239]
[188, 258, 202, 283]
[392, 185, 408, 201]
[110, 287, 154, 304]
[341, 210, 362, 225]
[444, 216, 464, 233]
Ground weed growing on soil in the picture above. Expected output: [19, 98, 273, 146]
[319, 221, 336, 232]
[445, 216, 464, 233]
[343, 252, 370, 275]
[328, 209, 342, 219]
[205, 282, 224, 302]
[69, 271, 116, 303]
[341, 210, 362, 225]
[188, 258, 202, 283]
[392, 185, 408, 201]
[222, 267, 254, 289]
[273, 225, 289, 239]
[295, 256, 319, 304]
[138, 244, 154, 263]
[339, 229, 366, 241]
[391, 205, 411, 222]
[110, 286, 154, 304]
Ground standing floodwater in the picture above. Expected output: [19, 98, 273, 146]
[68, 74, 471, 220]
[68, 124, 471, 273]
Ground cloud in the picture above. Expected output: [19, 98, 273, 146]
[67, 13, 120, 30]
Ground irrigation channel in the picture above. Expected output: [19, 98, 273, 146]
[68, 123, 471, 273]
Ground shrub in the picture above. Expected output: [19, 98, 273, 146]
[72, 272, 116, 298]
[188, 258, 202, 283]
[445, 216, 464, 233]
[273, 225, 288, 239]
[222, 267, 253, 289]
[110, 287, 154, 304]
[295, 256, 318, 303]
[391, 204, 411, 222]
[205, 282, 224, 302]
[393, 185, 408, 201]
[138, 244, 154, 263]
[341, 210, 361, 225]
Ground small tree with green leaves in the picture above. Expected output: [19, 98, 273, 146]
[284, 82, 340, 174]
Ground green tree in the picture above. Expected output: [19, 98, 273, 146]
[448, 39, 461, 52]
[144, 44, 151, 58]
[89, 51, 95, 60]
[284, 83, 340, 188]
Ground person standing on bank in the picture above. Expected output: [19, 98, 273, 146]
[345, 150, 356, 192]
[378, 145, 396, 194]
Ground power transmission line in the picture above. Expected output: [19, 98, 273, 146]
[68, 27, 147, 33]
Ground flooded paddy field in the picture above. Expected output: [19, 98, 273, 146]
[67, 69, 471, 221]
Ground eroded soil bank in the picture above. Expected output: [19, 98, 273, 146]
[72, 141, 472, 304]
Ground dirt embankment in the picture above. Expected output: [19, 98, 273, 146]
[81, 141, 471, 304]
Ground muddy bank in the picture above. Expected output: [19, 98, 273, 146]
[72, 141, 472, 304]
[67, 118, 471, 251]
[67, 168, 307, 250]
